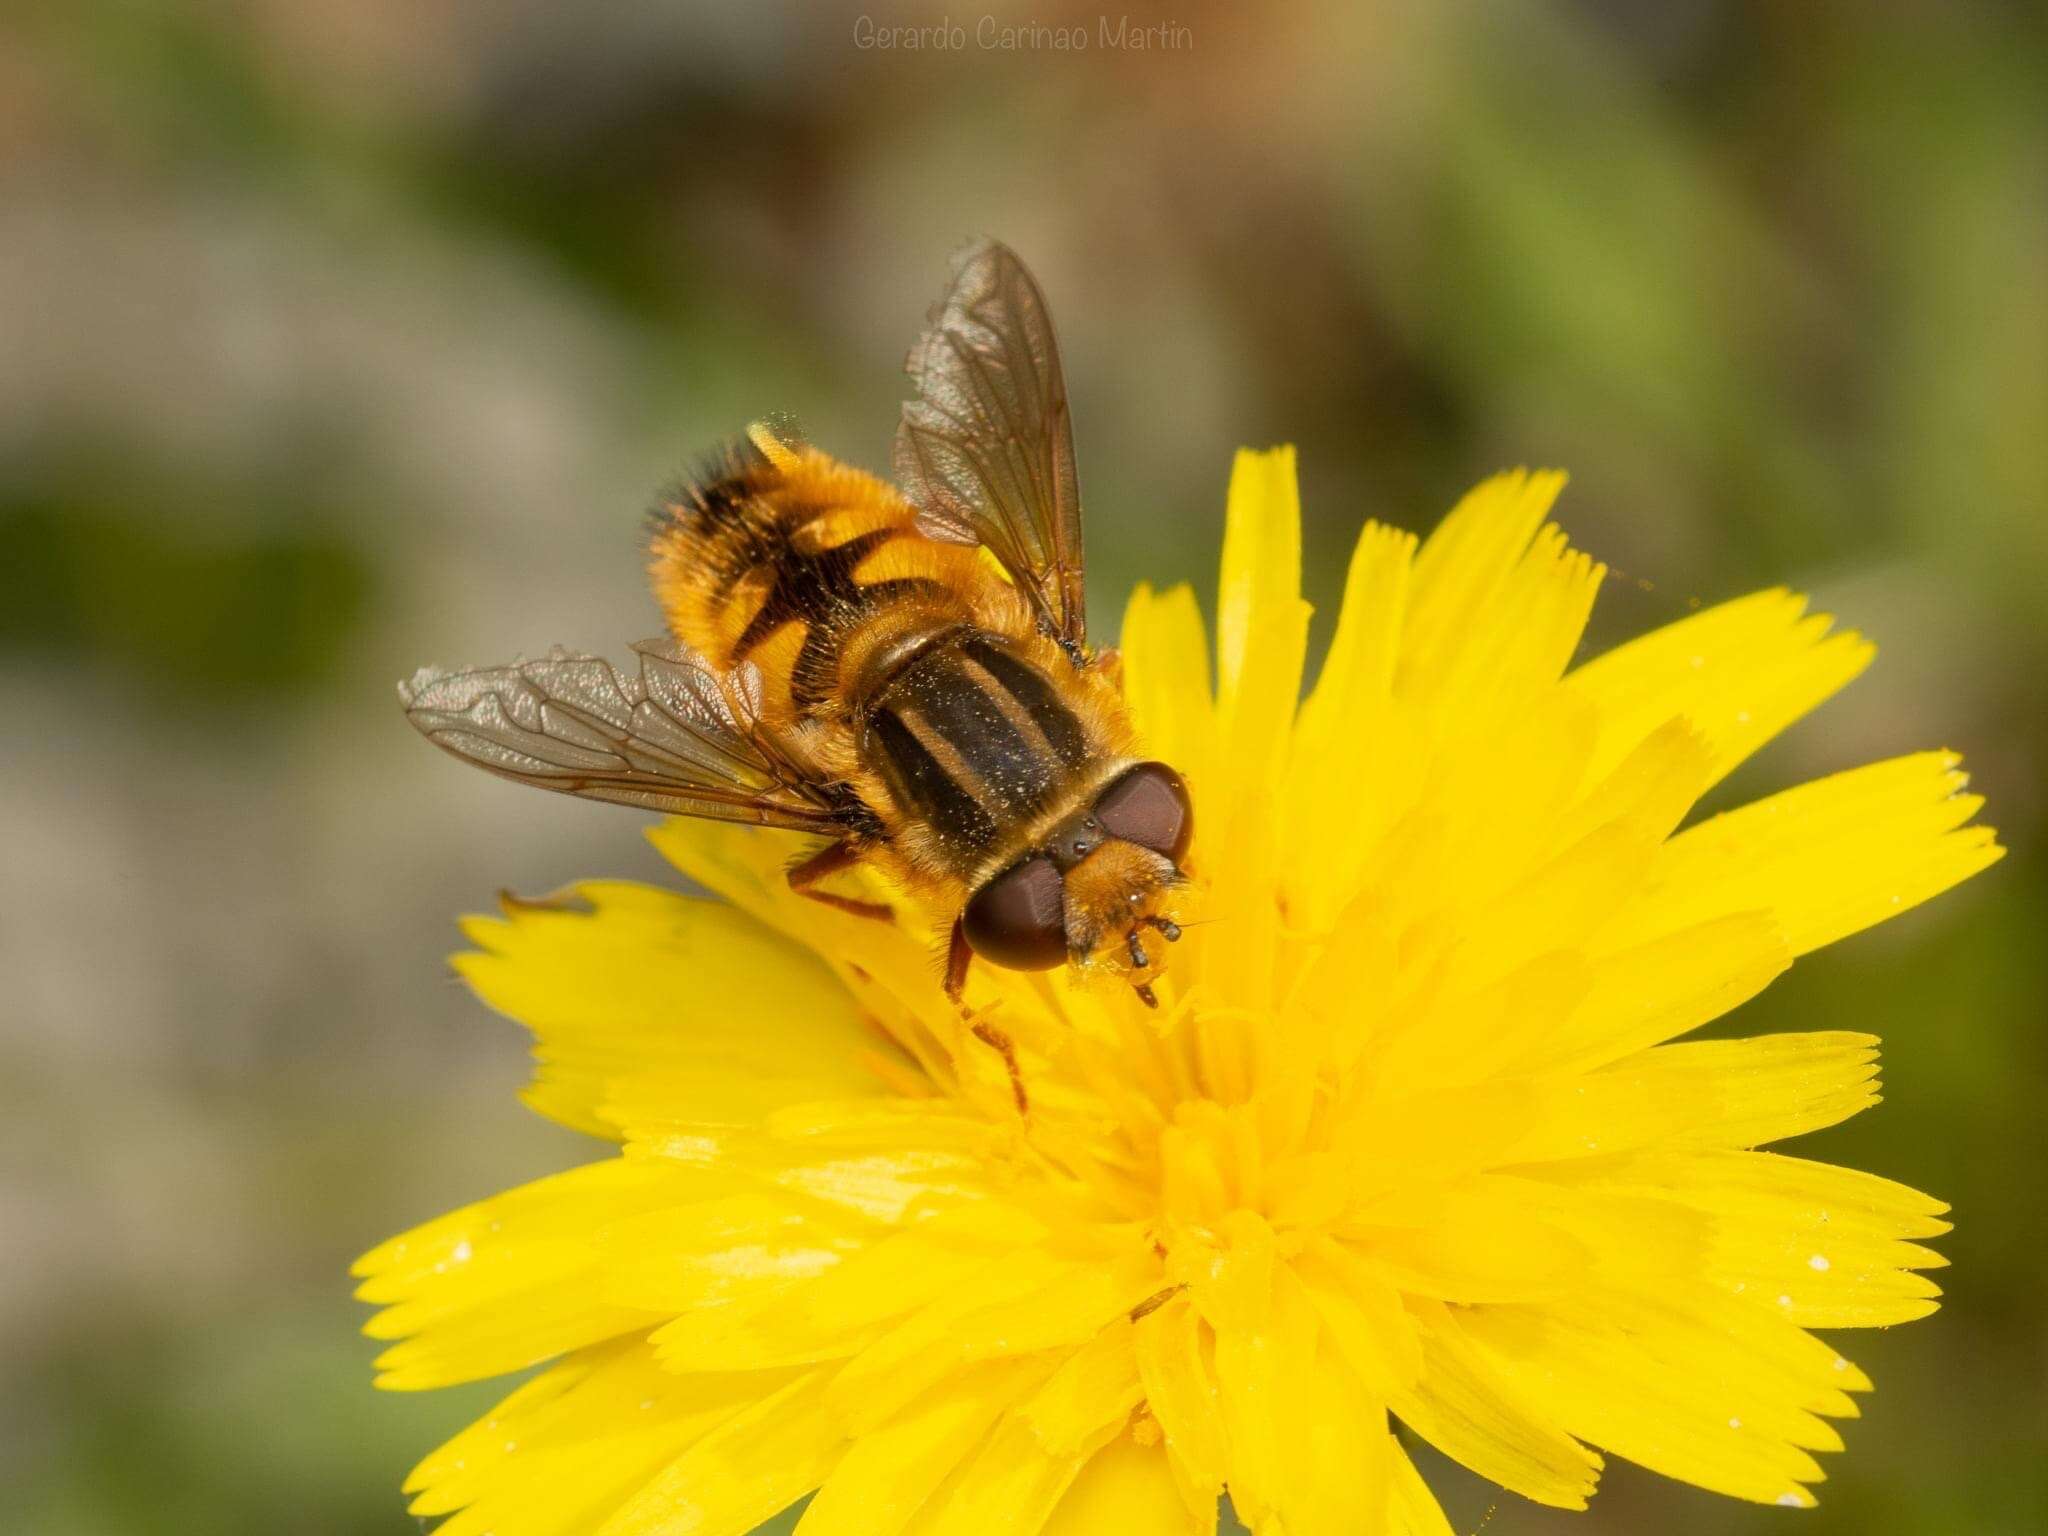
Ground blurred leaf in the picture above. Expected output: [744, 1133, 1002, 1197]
[0, 489, 371, 700]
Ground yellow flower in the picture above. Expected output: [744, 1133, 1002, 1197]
[358, 451, 2001, 1536]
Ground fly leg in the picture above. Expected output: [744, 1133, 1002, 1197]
[946, 917, 1027, 1115]
[787, 839, 894, 921]
[972, 1023, 1029, 1117]
[1125, 917, 1179, 1008]
[943, 916, 975, 1002]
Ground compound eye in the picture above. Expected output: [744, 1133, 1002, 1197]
[1093, 762, 1193, 863]
[961, 857, 1068, 971]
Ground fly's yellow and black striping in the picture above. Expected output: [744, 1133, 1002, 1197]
[724, 525, 949, 709]
[883, 648, 1062, 803]
[726, 529, 895, 660]
[647, 428, 1123, 893]
[861, 637, 1099, 874]
[650, 431, 981, 731]
[867, 704, 1003, 859]
[957, 636, 1091, 770]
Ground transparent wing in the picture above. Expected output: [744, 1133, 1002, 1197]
[400, 638, 843, 831]
[893, 238, 1087, 651]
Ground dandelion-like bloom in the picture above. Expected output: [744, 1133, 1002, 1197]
[360, 452, 2000, 1536]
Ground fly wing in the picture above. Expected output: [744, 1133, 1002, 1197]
[400, 638, 844, 831]
[893, 238, 1088, 653]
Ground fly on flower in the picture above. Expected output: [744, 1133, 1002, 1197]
[369, 242, 2004, 1536]
[403, 242, 1193, 1088]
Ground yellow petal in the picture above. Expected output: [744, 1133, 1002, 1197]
[1384, 1437, 1458, 1536]
[595, 1192, 866, 1314]
[1232, 1264, 1392, 1536]
[1396, 690, 1604, 929]
[1292, 1238, 1422, 1398]
[1398, 468, 1568, 704]
[1043, 1438, 1211, 1536]
[1214, 446, 1308, 742]
[1551, 714, 1719, 851]
[1132, 1295, 1228, 1510]
[1497, 1032, 1882, 1164]
[597, 1369, 841, 1536]
[643, 819, 810, 932]
[1282, 521, 1419, 926]
[1448, 817, 1656, 993]
[638, 822, 967, 1101]
[1389, 1300, 1601, 1510]
[902, 1339, 1143, 1536]
[355, 1159, 678, 1293]
[1345, 1177, 1593, 1304]
[1181, 1207, 1277, 1335]
[1618, 752, 2003, 956]
[1457, 1290, 1855, 1507]
[1417, 520, 1603, 732]
[798, 1359, 1049, 1536]
[1204, 1239, 1314, 1531]
[1512, 911, 1792, 1076]
[356, 1160, 691, 1390]
[616, 1120, 997, 1226]
[1199, 448, 1311, 1016]
[1293, 520, 1413, 769]
[827, 1242, 1162, 1434]
[1018, 1322, 1145, 1455]
[898, 1417, 1097, 1536]
[1276, 1376, 1395, 1536]
[1332, 1080, 1542, 1214]
[1363, 949, 1594, 1093]
[1488, 1181, 1714, 1290]
[1567, 587, 1873, 785]
[1543, 1150, 1949, 1327]
[1121, 580, 1218, 787]
[455, 882, 882, 1138]
[652, 1209, 1035, 1373]
[406, 1339, 789, 1536]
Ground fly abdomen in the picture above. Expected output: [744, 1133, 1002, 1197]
[649, 427, 981, 732]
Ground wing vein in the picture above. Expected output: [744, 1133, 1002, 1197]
[400, 640, 844, 830]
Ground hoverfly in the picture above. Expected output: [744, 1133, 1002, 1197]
[402, 241, 1193, 1063]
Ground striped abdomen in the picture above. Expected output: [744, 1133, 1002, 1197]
[650, 429, 986, 731]
[864, 633, 1100, 873]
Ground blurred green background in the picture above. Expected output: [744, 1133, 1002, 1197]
[2, 1, 2041, 1532]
